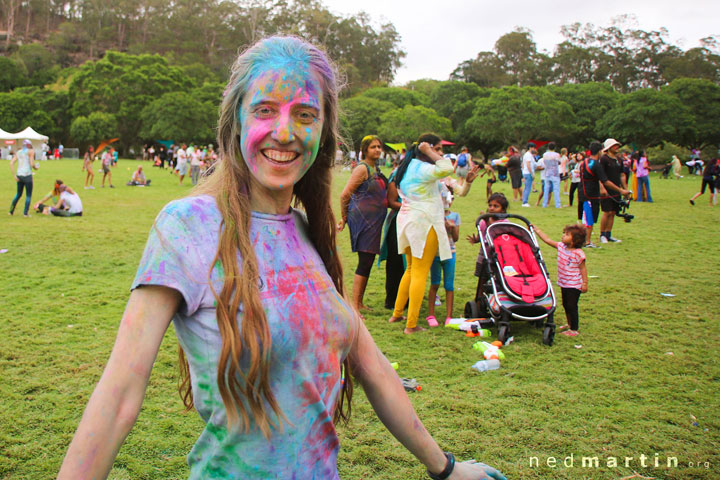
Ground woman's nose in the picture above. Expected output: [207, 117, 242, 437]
[271, 113, 295, 144]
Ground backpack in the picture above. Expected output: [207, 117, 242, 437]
[457, 153, 468, 168]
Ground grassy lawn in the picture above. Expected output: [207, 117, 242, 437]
[1, 159, 718, 479]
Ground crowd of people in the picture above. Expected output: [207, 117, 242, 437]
[144, 143, 218, 186]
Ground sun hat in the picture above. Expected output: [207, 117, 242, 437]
[23, 139, 32, 147]
[603, 138, 622, 151]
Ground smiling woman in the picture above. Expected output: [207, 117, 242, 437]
[57, 36, 506, 480]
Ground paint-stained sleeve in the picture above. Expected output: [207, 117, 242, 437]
[415, 156, 455, 181]
[131, 207, 207, 316]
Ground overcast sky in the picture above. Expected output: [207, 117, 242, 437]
[322, 0, 719, 84]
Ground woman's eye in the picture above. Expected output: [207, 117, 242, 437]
[297, 111, 316, 122]
[255, 107, 274, 117]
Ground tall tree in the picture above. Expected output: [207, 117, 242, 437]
[598, 88, 694, 149]
[664, 78, 720, 148]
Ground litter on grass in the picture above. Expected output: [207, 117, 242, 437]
[574, 345, 582, 349]
[660, 293, 676, 297]
[0, 249, 8, 254]
[588, 275, 599, 278]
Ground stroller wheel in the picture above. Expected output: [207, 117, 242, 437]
[542, 325, 555, 346]
[498, 325, 510, 344]
[464, 300, 480, 319]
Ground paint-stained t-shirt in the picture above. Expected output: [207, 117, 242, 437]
[132, 195, 354, 480]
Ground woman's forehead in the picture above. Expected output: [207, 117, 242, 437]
[245, 67, 322, 109]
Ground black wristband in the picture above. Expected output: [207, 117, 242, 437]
[427, 452, 455, 480]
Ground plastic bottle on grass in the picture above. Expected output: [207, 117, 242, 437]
[472, 359, 500, 372]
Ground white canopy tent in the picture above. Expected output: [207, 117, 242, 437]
[0, 126, 49, 159]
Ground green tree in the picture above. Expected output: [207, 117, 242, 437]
[139, 91, 215, 144]
[360, 87, 429, 109]
[69, 50, 192, 153]
[548, 82, 619, 147]
[70, 112, 119, 149]
[0, 91, 40, 132]
[663, 78, 720, 148]
[451, 51, 510, 87]
[340, 96, 397, 150]
[598, 88, 694, 149]
[13, 42, 59, 86]
[0, 56, 28, 91]
[378, 105, 453, 144]
[464, 86, 577, 152]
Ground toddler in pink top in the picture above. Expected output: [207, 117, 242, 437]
[533, 224, 588, 336]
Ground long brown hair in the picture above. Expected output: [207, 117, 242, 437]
[184, 36, 354, 438]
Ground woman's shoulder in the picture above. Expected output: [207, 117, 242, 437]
[159, 195, 220, 226]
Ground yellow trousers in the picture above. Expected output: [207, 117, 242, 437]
[393, 228, 439, 329]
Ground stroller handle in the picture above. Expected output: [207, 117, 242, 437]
[476, 213, 534, 227]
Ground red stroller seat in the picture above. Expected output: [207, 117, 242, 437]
[493, 233, 547, 303]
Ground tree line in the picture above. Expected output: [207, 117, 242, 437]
[341, 78, 720, 157]
[451, 17, 720, 92]
[1, 8, 718, 157]
[0, 0, 404, 93]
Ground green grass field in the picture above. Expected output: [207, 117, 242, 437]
[1, 159, 718, 480]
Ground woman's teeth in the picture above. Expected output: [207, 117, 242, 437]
[262, 149, 298, 162]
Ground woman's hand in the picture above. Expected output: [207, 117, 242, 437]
[448, 460, 507, 480]
[466, 233, 479, 244]
[465, 163, 479, 183]
[418, 142, 433, 156]
[336, 218, 346, 231]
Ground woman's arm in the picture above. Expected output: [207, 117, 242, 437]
[387, 182, 401, 211]
[532, 227, 558, 249]
[58, 286, 180, 480]
[337, 165, 369, 231]
[349, 323, 506, 480]
[10, 154, 17, 180]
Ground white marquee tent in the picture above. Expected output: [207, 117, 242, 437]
[0, 126, 49, 159]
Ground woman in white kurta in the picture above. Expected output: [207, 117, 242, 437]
[389, 134, 454, 333]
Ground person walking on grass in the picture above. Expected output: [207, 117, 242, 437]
[533, 223, 588, 337]
[9, 139, 39, 217]
[541, 142, 562, 208]
[57, 36, 506, 480]
[505, 146, 522, 201]
[82, 146, 96, 189]
[176, 143, 188, 185]
[521, 142, 537, 207]
[338, 135, 388, 317]
[101, 149, 115, 188]
[689, 159, 718, 206]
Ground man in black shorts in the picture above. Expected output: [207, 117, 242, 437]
[599, 138, 631, 243]
[578, 141, 607, 248]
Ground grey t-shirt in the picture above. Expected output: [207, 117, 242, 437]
[132, 195, 353, 479]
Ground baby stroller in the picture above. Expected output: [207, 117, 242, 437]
[464, 213, 557, 345]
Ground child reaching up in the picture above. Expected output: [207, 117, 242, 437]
[533, 224, 588, 336]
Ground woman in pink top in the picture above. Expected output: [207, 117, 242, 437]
[633, 150, 653, 202]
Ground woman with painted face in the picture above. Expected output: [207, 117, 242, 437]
[338, 135, 388, 315]
[387, 134, 456, 334]
[58, 37, 506, 480]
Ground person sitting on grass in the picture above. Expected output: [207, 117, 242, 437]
[533, 224, 588, 337]
[127, 166, 151, 186]
[34, 179, 64, 214]
[467, 193, 509, 300]
[50, 185, 83, 217]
